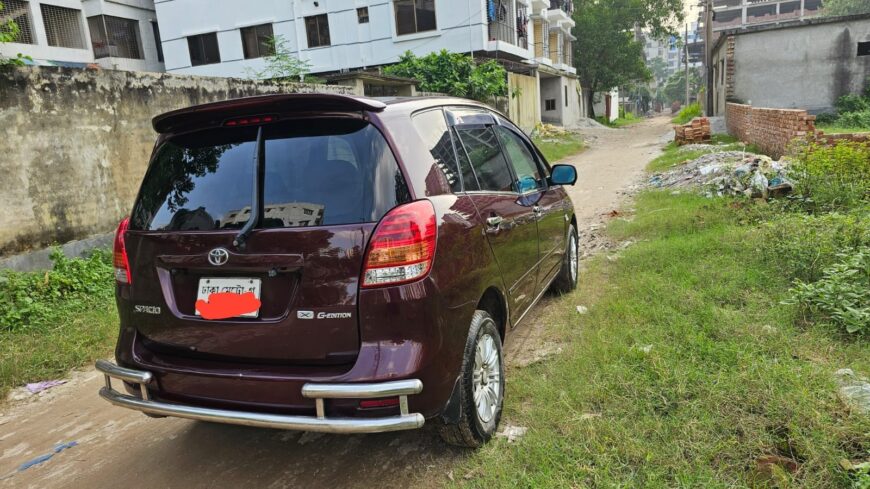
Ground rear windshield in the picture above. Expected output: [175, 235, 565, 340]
[131, 119, 410, 231]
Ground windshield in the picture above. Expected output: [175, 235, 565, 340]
[131, 119, 410, 231]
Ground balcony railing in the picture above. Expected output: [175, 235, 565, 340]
[549, 0, 574, 14]
[489, 18, 516, 45]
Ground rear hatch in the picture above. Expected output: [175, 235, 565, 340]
[125, 115, 409, 365]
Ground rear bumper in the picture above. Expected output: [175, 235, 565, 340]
[95, 359, 425, 434]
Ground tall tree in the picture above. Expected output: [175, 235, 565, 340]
[822, 0, 870, 16]
[573, 0, 684, 117]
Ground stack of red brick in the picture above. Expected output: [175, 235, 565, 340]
[674, 117, 711, 146]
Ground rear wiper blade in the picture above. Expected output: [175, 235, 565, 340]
[233, 126, 263, 249]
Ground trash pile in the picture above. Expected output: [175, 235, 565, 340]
[674, 117, 711, 145]
[649, 150, 793, 198]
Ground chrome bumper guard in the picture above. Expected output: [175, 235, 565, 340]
[95, 359, 425, 434]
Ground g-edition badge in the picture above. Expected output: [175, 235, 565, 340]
[297, 310, 352, 320]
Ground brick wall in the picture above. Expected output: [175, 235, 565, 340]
[725, 103, 816, 158]
[0, 66, 352, 257]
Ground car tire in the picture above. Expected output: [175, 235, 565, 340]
[438, 310, 505, 448]
[551, 223, 579, 293]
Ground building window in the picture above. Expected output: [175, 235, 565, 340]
[394, 0, 436, 36]
[40, 4, 85, 49]
[187, 32, 220, 66]
[545, 99, 556, 111]
[0, 0, 34, 44]
[87, 15, 142, 59]
[304, 14, 330, 48]
[564, 86, 568, 106]
[357, 7, 369, 23]
[241, 23, 274, 59]
[151, 21, 164, 63]
[858, 41, 870, 57]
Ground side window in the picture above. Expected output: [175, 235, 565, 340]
[456, 126, 513, 192]
[451, 128, 479, 191]
[494, 126, 544, 193]
[412, 109, 462, 192]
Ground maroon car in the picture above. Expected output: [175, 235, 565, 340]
[96, 94, 578, 447]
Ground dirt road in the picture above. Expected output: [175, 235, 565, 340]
[0, 116, 671, 489]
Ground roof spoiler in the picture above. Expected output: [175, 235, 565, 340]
[152, 93, 387, 134]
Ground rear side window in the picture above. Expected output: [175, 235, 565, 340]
[456, 126, 513, 192]
[412, 109, 462, 193]
[131, 119, 410, 231]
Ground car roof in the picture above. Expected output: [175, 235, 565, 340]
[152, 94, 495, 133]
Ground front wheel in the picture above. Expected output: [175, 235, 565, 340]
[551, 223, 579, 293]
[438, 310, 505, 448]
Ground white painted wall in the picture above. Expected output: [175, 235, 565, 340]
[0, 0, 163, 71]
[154, 0, 492, 77]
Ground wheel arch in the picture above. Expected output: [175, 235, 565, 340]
[476, 286, 508, 340]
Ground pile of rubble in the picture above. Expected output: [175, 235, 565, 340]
[649, 150, 793, 198]
[674, 117, 712, 145]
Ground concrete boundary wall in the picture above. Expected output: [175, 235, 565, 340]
[725, 102, 816, 158]
[0, 66, 352, 259]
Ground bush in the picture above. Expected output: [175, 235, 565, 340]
[814, 112, 839, 125]
[836, 94, 870, 115]
[0, 248, 113, 332]
[787, 247, 870, 335]
[836, 110, 870, 129]
[383, 50, 507, 101]
[788, 141, 870, 211]
[761, 212, 870, 283]
[671, 102, 702, 124]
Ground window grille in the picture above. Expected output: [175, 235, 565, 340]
[0, 0, 34, 44]
[241, 23, 274, 59]
[357, 7, 369, 23]
[88, 15, 142, 59]
[40, 4, 85, 49]
[188, 32, 220, 66]
[304, 14, 330, 48]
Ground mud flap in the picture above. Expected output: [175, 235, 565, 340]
[439, 375, 463, 424]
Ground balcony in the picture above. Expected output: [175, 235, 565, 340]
[487, 1, 531, 56]
[549, 0, 574, 14]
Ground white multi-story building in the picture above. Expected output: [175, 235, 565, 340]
[152, 0, 582, 126]
[0, 0, 164, 72]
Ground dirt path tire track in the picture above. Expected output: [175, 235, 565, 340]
[0, 116, 671, 489]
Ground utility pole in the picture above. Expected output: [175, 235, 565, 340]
[705, 0, 714, 115]
[684, 23, 689, 107]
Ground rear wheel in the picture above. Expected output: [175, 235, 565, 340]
[551, 223, 579, 293]
[438, 310, 504, 448]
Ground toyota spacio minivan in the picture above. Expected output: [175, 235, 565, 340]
[96, 94, 578, 447]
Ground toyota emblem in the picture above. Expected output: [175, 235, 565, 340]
[208, 248, 230, 266]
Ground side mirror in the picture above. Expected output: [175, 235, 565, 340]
[549, 164, 577, 186]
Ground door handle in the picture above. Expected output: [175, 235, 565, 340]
[486, 215, 504, 228]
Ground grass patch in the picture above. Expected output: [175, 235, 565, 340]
[533, 133, 585, 162]
[596, 113, 643, 128]
[817, 124, 870, 135]
[0, 250, 116, 398]
[647, 135, 763, 173]
[0, 304, 117, 397]
[452, 192, 870, 488]
[671, 102, 703, 124]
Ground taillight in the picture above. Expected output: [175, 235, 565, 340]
[361, 200, 437, 288]
[113, 217, 132, 284]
